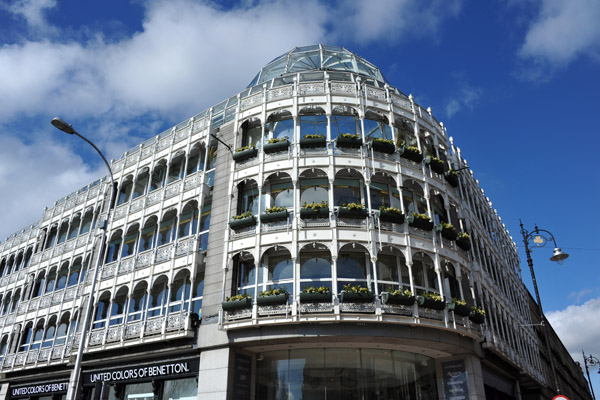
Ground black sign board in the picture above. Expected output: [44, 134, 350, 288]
[82, 357, 199, 386]
[442, 360, 469, 400]
[10, 381, 69, 399]
[232, 353, 252, 400]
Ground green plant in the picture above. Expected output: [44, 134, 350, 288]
[339, 133, 360, 139]
[265, 205, 286, 213]
[411, 212, 431, 221]
[235, 143, 256, 152]
[342, 284, 370, 294]
[422, 292, 443, 302]
[302, 201, 328, 210]
[452, 298, 466, 306]
[225, 293, 251, 302]
[303, 133, 325, 139]
[267, 136, 289, 144]
[406, 145, 420, 153]
[390, 289, 413, 297]
[341, 202, 365, 210]
[457, 232, 470, 240]
[259, 286, 288, 297]
[302, 286, 331, 294]
[470, 306, 485, 316]
[439, 222, 455, 230]
[373, 138, 394, 145]
[379, 205, 402, 214]
[447, 169, 458, 177]
[233, 211, 252, 220]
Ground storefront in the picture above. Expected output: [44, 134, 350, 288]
[81, 356, 199, 400]
[9, 379, 69, 400]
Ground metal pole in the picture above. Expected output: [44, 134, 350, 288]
[584, 351, 598, 400]
[520, 221, 560, 395]
[65, 130, 115, 400]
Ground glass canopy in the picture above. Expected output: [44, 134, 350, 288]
[247, 45, 388, 88]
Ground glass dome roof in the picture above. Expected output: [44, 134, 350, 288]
[247, 44, 388, 88]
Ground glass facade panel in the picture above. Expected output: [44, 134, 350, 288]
[163, 377, 197, 400]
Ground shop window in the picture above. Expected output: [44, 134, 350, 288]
[162, 377, 197, 400]
[123, 382, 154, 400]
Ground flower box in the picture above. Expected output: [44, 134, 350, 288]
[229, 215, 257, 231]
[382, 292, 415, 306]
[336, 136, 362, 149]
[456, 234, 471, 251]
[300, 136, 327, 148]
[407, 214, 433, 231]
[448, 302, 470, 317]
[340, 291, 374, 303]
[299, 292, 331, 303]
[379, 210, 404, 224]
[257, 293, 289, 306]
[337, 207, 368, 219]
[222, 297, 252, 311]
[469, 310, 485, 324]
[300, 207, 329, 219]
[260, 210, 289, 223]
[263, 139, 290, 154]
[436, 224, 458, 241]
[232, 147, 258, 162]
[417, 296, 446, 310]
[445, 171, 459, 188]
[372, 140, 395, 154]
[399, 146, 423, 163]
[425, 156, 446, 174]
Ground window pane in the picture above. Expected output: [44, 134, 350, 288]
[163, 377, 197, 400]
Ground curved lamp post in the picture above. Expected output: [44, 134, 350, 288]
[520, 220, 569, 395]
[51, 118, 115, 400]
[584, 352, 599, 400]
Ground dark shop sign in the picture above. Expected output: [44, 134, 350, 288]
[83, 358, 199, 385]
[10, 381, 69, 398]
[442, 360, 470, 400]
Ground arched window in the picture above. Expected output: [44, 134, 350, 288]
[139, 217, 158, 252]
[19, 323, 33, 352]
[110, 287, 128, 326]
[233, 253, 256, 299]
[431, 194, 447, 226]
[1, 294, 10, 315]
[128, 282, 148, 322]
[236, 180, 259, 216]
[370, 174, 401, 210]
[167, 153, 185, 184]
[79, 209, 94, 235]
[412, 253, 438, 295]
[266, 111, 293, 141]
[260, 247, 293, 296]
[30, 320, 45, 350]
[42, 317, 56, 348]
[0, 335, 8, 360]
[132, 169, 149, 200]
[150, 162, 166, 191]
[337, 244, 370, 293]
[330, 106, 359, 141]
[56, 263, 69, 291]
[157, 211, 177, 246]
[178, 202, 199, 238]
[121, 224, 139, 258]
[364, 111, 392, 141]
[44, 267, 57, 294]
[299, 244, 332, 291]
[262, 173, 293, 210]
[56, 221, 69, 245]
[79, 257, 90, 284]
[186, 144, 206, 176]
[68, 258, 82, 287]
[443, 262, 460, 300]
[93, 291, 111, 329]
[402, 180, 428, 216]
[0, 259, 5, 276]
[54, 314, 70, 345]
[117, 177, 134, 206]
[299, 107, 327, 139]
[45, 225, 58, 249]
[67, 214, 81, 240]
[460, 269, 474, 305]
[32, 272, 46, 298]
[10, 290, 21, 313]
[241, 119, 263, 149]
[13, 252, 23, 274]
[148, 276, 168, 318]
[170, 270, 191, 312]
[299, 169, 328, 205]
[334, 169, 364, 206]
[395, 118, 417, 148]
[192, 270, 204, 316]
[376, 249, 409, 293]
[105, 230, 123, 263]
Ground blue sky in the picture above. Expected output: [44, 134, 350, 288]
[1, 0, 599, 392]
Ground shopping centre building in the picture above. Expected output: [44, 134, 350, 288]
[0, 45, 591, 400]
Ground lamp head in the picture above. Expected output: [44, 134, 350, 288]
[51, 117, 75, 134]
[550, 248, 569, 265]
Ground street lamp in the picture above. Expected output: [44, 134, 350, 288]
[51, 117, 115, 400]
[520, 220, 569, 395]
[583, 352, 599, 400]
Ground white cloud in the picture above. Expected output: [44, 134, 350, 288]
[2, 0, 58, 36]
[0, 133, 102, 241]
[519, 0, 600, 71]
[547, 297, 600, 372]
[568, 288, 593, 303]
[444, 83, 483, 118]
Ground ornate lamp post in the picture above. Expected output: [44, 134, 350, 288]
[520, 220, 569, 395]
[583, 352, 599, 400]
[51, 118, 115, 400]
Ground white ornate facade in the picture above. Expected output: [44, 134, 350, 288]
[0, 45, 589, 400]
